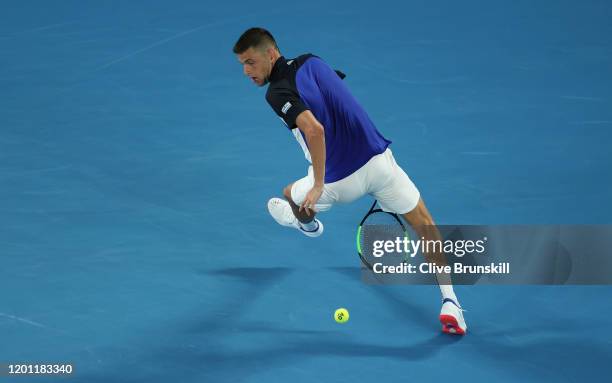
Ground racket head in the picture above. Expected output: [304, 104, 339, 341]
[356, 201, 411, 274]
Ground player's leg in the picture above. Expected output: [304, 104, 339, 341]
[402, 198, 456, 290]
[370, 149, 467, 334]
[401, 198, 447, 265]
[403, 201, 466, 334]
[267, 166, 330, 237]
[283, 183, 316, 223]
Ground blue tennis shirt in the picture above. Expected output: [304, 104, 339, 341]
[265, 54, 391, 183]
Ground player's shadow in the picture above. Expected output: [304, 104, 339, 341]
[75, 264, 467, 383]
[205, 266, 294, 281]
[73, 265, 612, 383]
[185, 266, 295, 334]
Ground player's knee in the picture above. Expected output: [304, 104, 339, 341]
[403, 200, 434, 227]
[416, 212, 434, 226]
[410, 212, 433, 227]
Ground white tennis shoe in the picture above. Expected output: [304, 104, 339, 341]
[267, 197, 324, 238]
[439, 298, 467, 335]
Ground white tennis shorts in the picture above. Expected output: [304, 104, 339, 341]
[291, 148, 420, 215]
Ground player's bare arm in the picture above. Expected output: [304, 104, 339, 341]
[296, 110, 326, 216]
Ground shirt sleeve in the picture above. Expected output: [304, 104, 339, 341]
[266, 86, 309, 129]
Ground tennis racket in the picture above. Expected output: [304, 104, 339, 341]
[356, 200, 411, 277]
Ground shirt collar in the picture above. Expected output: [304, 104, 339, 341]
[269, 56, 286, 83]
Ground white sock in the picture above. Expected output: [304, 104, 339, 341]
[299, 220, 318, 232]
[436, 272, 459, 306]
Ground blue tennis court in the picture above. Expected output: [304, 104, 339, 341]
[1, 0, 612, 381]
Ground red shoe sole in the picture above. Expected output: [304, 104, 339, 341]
[440, 314, 466, 335]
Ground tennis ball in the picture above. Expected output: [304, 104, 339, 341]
[334, 308, 349, 323]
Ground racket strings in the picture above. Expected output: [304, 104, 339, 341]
[359, 211, 409, 271]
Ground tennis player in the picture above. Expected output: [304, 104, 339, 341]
[233, 27, 467, 335]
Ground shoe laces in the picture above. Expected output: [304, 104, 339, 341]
[443, 298, 467, 312]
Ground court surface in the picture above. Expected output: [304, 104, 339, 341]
[1, 1, 612, 382]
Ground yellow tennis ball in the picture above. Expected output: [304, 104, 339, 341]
[334, 308, 349, 323]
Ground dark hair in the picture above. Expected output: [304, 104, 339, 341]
[233, 27, 279, 54]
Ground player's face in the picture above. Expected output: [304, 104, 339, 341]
[237, 47, 272, 87]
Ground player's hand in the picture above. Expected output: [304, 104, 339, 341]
[299, 185, 323, 216]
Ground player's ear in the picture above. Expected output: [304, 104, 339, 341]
[266, 46, 276, 60]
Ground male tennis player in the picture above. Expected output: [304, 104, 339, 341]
[233, 27, 467, 335]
